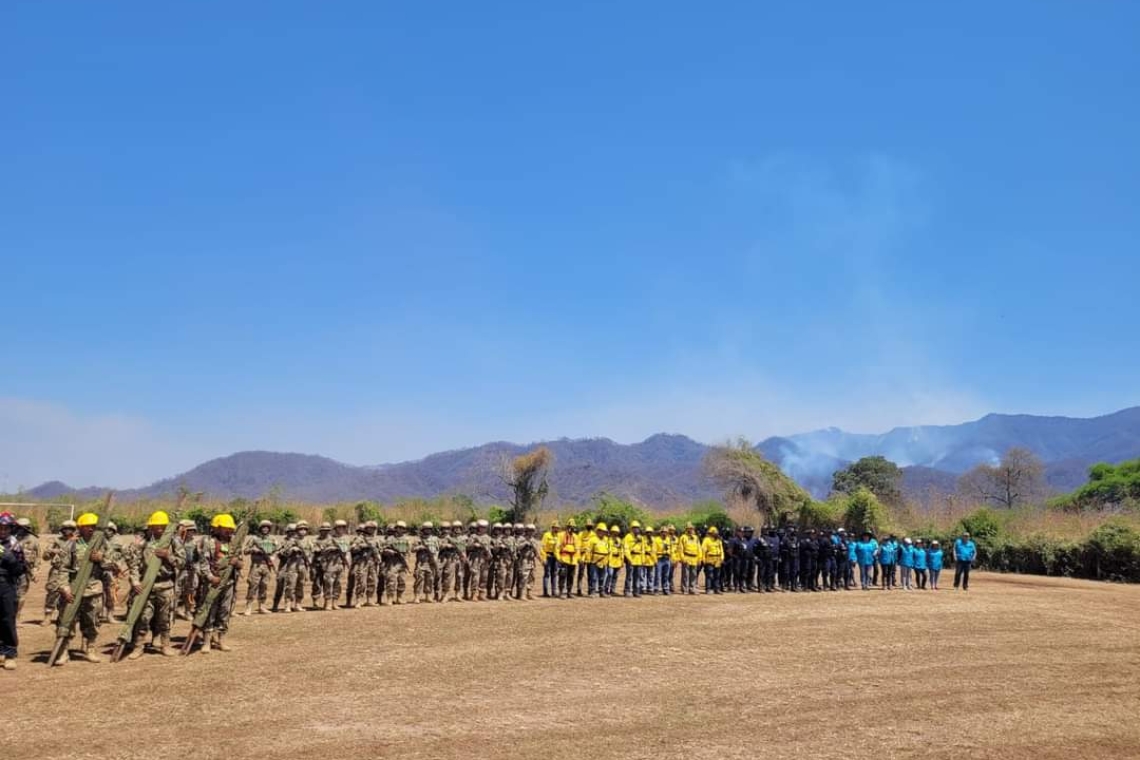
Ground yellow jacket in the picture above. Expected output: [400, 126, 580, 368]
[678, 533, 703, 567]
[578, 530, 597, 564]
[541, 530, 558, 561]
[623, 533, 650, 566]
[701, 536, 725, 568]
[590, 534, 610, 568]
[650, 536, 665, 564]
[663, 534, 680, 562]
[555, 530, 578, 565]
[608, 535, 625, 569]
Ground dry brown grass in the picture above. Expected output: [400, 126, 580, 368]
[9, 573, 1140, 760]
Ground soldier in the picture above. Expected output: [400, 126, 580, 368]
[328, 520, 352, 608]
[349, 521, 380, 608]
[14, 518, 39, 624]
[486, 523, 508, 601]
[412, 522, 439, 604]
[277, 522, 310, 612]
[123, 510, 185, 659]
[540, 520, 558, 597]
[310, 523, 333, 609]
[437, 521, 462, 602]
[195, 513, 243, 653]
[51, 512, 108, 664]
[509, 524, 526, 598]
[174, 520, 200, 620]
[271, 523, 296, 611]
[515, 524, 541, 600]
[242, 520, 278, 615]
[677, 523, 701, 595]
[381, 521, 412, 605]
[465, 520, 492, 601]
[0, 513, 25, 670]
[41, 519, 76, 626]
[99, 522, 126, 623]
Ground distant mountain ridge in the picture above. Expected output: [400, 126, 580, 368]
[24, 408, 1140, 508]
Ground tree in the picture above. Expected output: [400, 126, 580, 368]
[498, 446, 553, 524]
[703, 439, 812, 526]
[842, 487, 889, 535]
[831, 455, 903, 505]
[957, 447, 1046, 509]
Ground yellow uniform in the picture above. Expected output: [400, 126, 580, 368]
[540, 530, 557, 562]
[678, 534, 703, 566]
[701, 533, 725, 593]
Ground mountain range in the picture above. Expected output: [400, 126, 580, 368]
[24, 407, 1140, 509]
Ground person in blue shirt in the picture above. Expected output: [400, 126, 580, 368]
[912, 538, 928, 590]
[928, 541, 944, 590]
[953, 532, 977, 591]
[843, 530, 857, 590]
[878, 536, 898, 591]
[855, 532, 878, 590]
[898, 538, 914, 590]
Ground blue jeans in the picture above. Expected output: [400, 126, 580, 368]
[859, 563, 874, 589]
[543, 556, 558, 596]
[656, 558, 672, 594]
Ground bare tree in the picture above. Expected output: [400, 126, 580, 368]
[957, 447, 1046, 509]
[498, 446, 553, 523]
[703, 438, 811, 526]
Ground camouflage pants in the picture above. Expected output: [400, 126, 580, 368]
[102, 569, 121, 619]
[246, 562, 272, 603]
[43, 575, 61, 614]
[413, 563, 436, 600]
[465, 555, 488, 599]
[323, 563, 345, 604]
[515, 559, 537, 598]
[178, 568, 198, 609]
[132, 583, 175, 638]
[439, 556, 462, 598]
[60, 592, 102, 641]
[489, 558, 511, 599]
[350, 559, 377, 604]
[382, 561, 407, 602]
[202, 582, 237, 634]
[15, 573, 30, 603]
[281, 562, 308, 606]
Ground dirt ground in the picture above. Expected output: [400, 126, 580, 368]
[8, 572, 1140, 760]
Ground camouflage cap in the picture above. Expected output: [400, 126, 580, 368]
[285, 523, 297, 531]
[452, 520, 463, 528]
[513, 523, 524, 530]
[421, 521, 433, 529]
[525, 523, 536, 531]
[296, 520, 310, 528]
[334, 519, 348, 528]
[16, 517, 31, 528]
[476, 519, 489, 528]
[259, 519, 273, 528]
[395, 520, 407, 529]
[106, 522, 118, 532]
[319, 522, 332, 531]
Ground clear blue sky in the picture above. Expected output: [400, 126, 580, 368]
[3, 2, 1138, 489]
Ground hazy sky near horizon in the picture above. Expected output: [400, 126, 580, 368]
[3, 2, 1139, 490]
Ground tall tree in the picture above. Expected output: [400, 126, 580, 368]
[703, 438, 812, 526]
[957, 447, 1046, 509]
[831, 455, 903, 505]
[498, 446, 553, 523]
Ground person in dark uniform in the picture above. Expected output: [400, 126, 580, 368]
[777, 529, 793, 591]
[741, 527, 759, 591]
[818, 530, 837, 591]
[762, 528, 778, 592]
[0, 513, 26, 670]
[799, 530, 820, 592]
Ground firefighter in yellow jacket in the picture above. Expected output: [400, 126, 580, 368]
[656, 526, 677, 595]
[589, 523, 610, 597]
[576, 521, 596, 597]
[606, 525, 624, 596]
[623, 522, 649, 597]
[701, 526, 725, 594]
[678, 523, 703, 595]
[554, 520, 578, 599]
[541, 521, 558, 597]
[644, 526, 660, 594]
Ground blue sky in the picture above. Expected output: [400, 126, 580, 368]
[2, 2, 1138, 489]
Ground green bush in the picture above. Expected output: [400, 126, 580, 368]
[578, 493, 650, 533]
[956, 507, 1005, 544]
[1085, 520, 1140, 582]
[842, 488, 889, 535]
[798, 499, 844, 530]
[679, 502, 734, 534]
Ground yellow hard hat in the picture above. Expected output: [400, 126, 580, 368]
[596, 522, 608, 532]
[645, 525, 655, 532]
[76, 512, 99, 527]
[211, 513, 237, 530]
[630, 520, 641, 529]
[566, 518, 576, 528]
[708, 526, 719, 535]
[147, 510, 170, 527]
[610, 525, 620, 533]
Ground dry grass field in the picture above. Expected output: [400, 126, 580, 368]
[8, 573, 1140, 760]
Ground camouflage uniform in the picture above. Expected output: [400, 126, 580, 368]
[278, 529, 311, 612]
[381, 526, 412, 605]
[174, 523, 200, 619]
[242, 526, 278, 614]
[99, 526, 126, 623]
[438, 524, 465, 602]
[41, 529, 73, 624]
[349, 525, 380, 607]
[488, 526, 512, 601]
[466, 524, 492, 601]
[124, 530, 185, 656]
[313, 527, 348, 609]
[515, 527, 541, 600]
[15, 523, 39, 621]
[195, 533, 242, 644]
[412, 527, 440, 603]
[51, 533, 107, 660]
[327, 525, 352, 608]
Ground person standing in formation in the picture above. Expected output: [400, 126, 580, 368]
[242, 520, 277, 615]
[40, 520, 76, 626]
[51, 512, 108, 664]
[412, 522, 439, 604]
[195, 513, 243, 653]
[123, 511, 184, 659]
